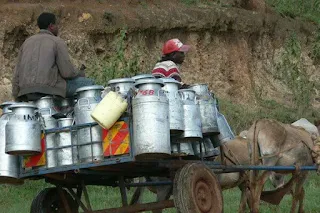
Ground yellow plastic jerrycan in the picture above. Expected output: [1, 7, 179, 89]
[91, 91, 128, 129]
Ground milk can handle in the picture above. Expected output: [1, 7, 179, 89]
[157, 89, 164, 97]
[78, 98, 90, 110]
[193, 94, 197, 103]
[174, 90, 180, 99]
[39, 108, 52, 117]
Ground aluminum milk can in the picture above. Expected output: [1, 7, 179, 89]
[35, 96, 59, 117]
[202, 137, 219, 157]
[132, 79, 171, 159]
[179, 142, 195, 156]
[43, 117, 58, 168]
[171, 138, 194, 156]
[0, 102, 21, 184]
[56, 118, 74, 166]
[161, 78, 184, 134]
[5, 103, 41, 155]
[192, 138, 219, 158]
[56, 98, 75, 115]
[209, 135, 222, 148]
[71, 130, 78, 164]
[217, 112, 235, 144]
[74, 85, 104, 163]
[189, 84, 219, 135]
[74, 85, 104, 124]
[191, 140, 203, 157]
[108, 78, 135, 99]
[178, 89, 203, 141]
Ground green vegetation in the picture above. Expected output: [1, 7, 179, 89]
[87, 29, 142, 86]
[267, 0, 320, 24]
[312, 27, 320, 62]
[272, 34, 313, 117]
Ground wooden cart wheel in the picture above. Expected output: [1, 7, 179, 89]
[173, 163, 223, 213]
[30, 187, 77, 213]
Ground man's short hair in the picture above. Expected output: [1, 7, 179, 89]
[37, 12, 56, 29]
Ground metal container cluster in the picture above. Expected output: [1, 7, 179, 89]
[130, 74, 233, 159]
[0, 73, 235, 182]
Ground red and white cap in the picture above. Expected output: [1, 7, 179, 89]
[162, 38, 190, 55]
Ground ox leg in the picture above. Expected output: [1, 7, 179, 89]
[251, 171, 271, 213]
[290, 173, 308, 213]
[298, 188, 305, 213]
[238, 183, 251, 213]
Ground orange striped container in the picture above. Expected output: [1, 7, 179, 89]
[102, 121, 130, 157]
[23, 133, 46, 168]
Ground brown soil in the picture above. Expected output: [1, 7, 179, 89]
[0, 0, 319, 108]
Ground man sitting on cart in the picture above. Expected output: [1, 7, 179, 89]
[12, 12, 94, 102]
[152, 38, 190, 85]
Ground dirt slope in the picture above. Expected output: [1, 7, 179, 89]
[0, 0, 319, 108]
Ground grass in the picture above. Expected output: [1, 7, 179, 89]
[1, 173, 319, 212]
[267, 0, 320, 24]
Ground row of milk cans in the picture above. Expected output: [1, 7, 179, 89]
[0, 73, 235, 183]
[128, 74, 235, 160]
[0, 85, 106, 184]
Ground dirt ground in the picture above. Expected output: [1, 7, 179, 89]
[0, 0, 319, 108]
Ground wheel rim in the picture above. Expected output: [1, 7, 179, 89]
[194, 180, 213, 212]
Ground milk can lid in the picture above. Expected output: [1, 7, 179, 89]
[131, 74, 155, 81]
[178, 89, 196, 93]
[108, 78, 135, 85]
[57, 118, 73, 122]
[0, 101, 16, 109]
[134, 79, 164, 88]
[75, 85, 104, 93]
[161, 77, 182, 85]
[8, 103, 38, 109]
[38, 96, 55, 100]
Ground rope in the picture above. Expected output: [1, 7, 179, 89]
[312, 137, 320, 173]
